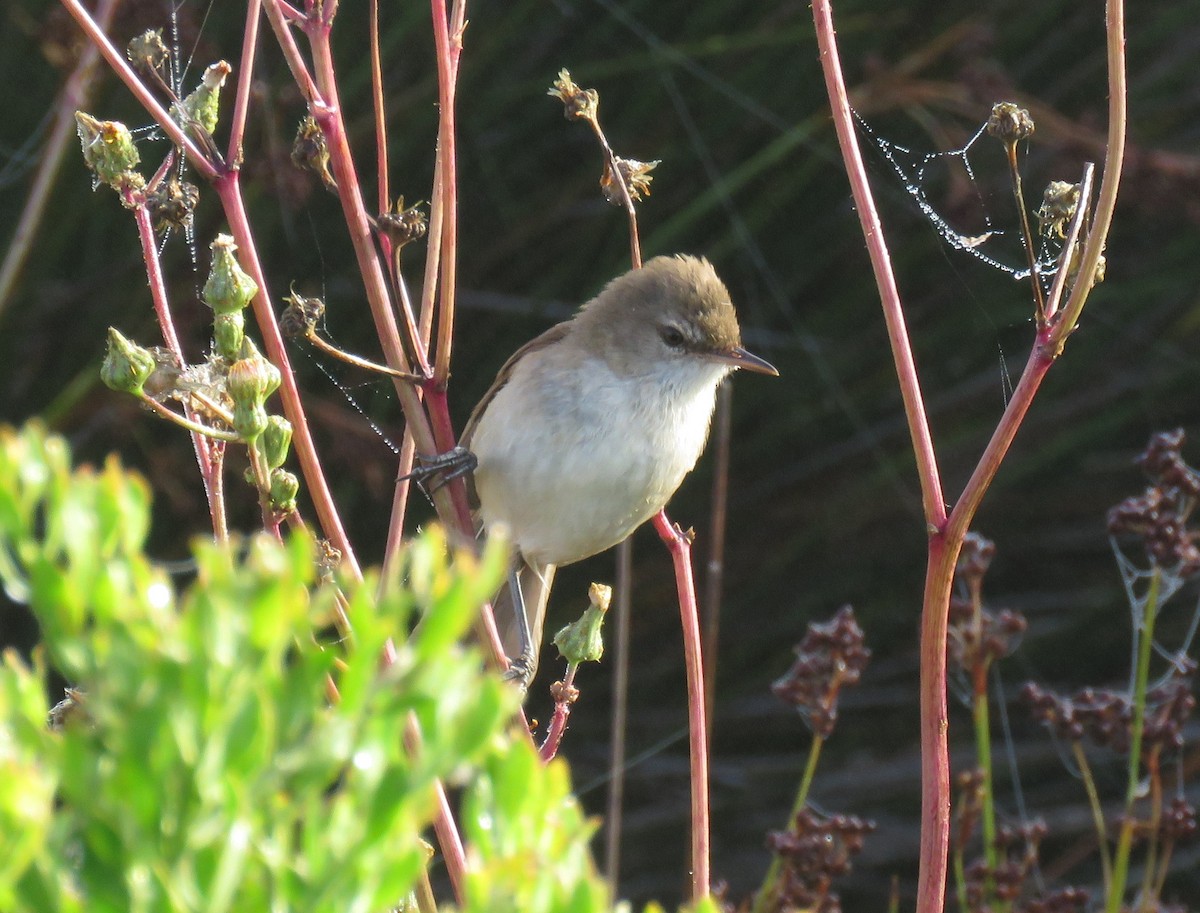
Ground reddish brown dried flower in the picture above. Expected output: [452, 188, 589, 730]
[772, 606, 870, 738]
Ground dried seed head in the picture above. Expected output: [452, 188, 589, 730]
[291, 116, 336, 190]
[1037, 181, 1080, 239]
[548, 68, 599, 123]
[376, 197, 427, 248]
[772, 606, 870, 738]
[126, 29, 169, 76]
[987, 102, 1035, 144]
[147, 177, 199, 233]
[280, 287, 325, 338]
[602, 157, 660, 205]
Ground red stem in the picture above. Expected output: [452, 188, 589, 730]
[653, 510, 710, 901]
[130, 200, 219, 528]
[810, 0, 944, 530]
[227, 0, 263, 165]
[538, 665, 578, 762]
[214, 174, 363, 579]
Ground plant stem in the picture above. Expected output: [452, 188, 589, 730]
[539, 664, 578, 762]
[137, 395, 240, 441]
[752, 735, 825, 913]
[1105, 566, 1162, 913]
[652, 510, 709, 901]
[227, 0, 263, 165]
[1049, 0, 1126, 353]
[703, 383, 732, 737]
[972, 678, 997, 875]
[605, 539, 632, 890]
[1072, 740, 1112, 893]
[1003, 141, 1046, 323]
[430, 0, 461, 387]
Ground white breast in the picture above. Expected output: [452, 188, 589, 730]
[469, 346, 727, 567]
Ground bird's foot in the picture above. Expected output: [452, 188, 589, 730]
[400, 446, 477, 496]
[500, 647, 537, 695]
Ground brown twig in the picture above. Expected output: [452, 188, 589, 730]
[703, 382, 732, 737]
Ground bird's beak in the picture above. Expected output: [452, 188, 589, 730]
[709, 345, 779, 376]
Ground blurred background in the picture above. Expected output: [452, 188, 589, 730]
[3, 0, 1200, 907]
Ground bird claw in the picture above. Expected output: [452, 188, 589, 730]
[400, 446, 477, 496]
[501, 648, 537, 694]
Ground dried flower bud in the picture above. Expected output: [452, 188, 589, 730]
[291, 116, 336, 190]
[147, 177, 199, 233]
[175, 60, 231, 135]
[548, 68, 598, 123]
[553, 582, 611, 665]
[76, 111, 142, 189]
[126, 29, 168, 76]
[203, 234, 258, 315]
[280, 288, 325, 338]
[101, 327, 156, 394]
[269, 468, 299, 513]
[261, 415, 293, 469]
[602, 157, 660, 205]
[987, 102, 1035, 144]
[376, 197, 427, 248]
[1036, 181, 1080, 239]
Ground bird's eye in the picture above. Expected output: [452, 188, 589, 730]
[658, 325, 686, 349]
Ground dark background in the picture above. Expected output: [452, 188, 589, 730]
[3, 0, 1200, 908]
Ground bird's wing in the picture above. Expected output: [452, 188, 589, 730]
[459, 321, 572, 448]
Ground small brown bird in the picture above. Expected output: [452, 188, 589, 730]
[456, 255, 777, 684]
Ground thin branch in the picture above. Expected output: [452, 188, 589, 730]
[1049, 0, 1127, 354]
[653, 510, 710, 901]
[810, 0, 945, 531]
[369, 0, 389, 214]
[430, 0, 460, 387]
[605, 539, 632, 891]
[261, 0, 322, 104]
[226, 0, 263, 165]
[1041, 164, 1095, 324]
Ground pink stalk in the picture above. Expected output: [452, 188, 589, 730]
[809, 8, 949, 907]
[810, 2, 1123, 912]
[429, 0, 461, 387]
[653, 510, 710, 900]
[129, 199, 223, 534]
[214, 175, 363, 578]
[226, 0, 263, 164]
[298, 9, 477, 532]
[538, 665, 578, 762]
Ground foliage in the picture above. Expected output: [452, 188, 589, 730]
[0, 422, 615, 913]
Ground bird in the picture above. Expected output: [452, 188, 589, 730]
[447, 254, 777, 686]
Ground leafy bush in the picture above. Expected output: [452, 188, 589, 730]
[0, 422, 621, 913]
